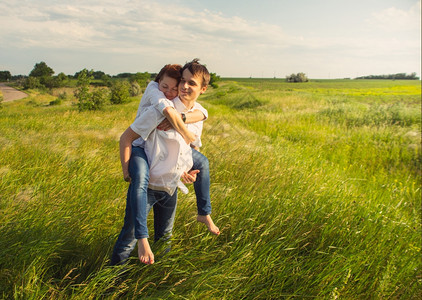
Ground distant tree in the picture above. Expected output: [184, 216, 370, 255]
[73, 70, 83, 79]
[286, 72, 309, 82]
[355, 72, 419, 80]
[92, 70, 106, 80]
[56, 72, 68, 87]
[114, 73, 133, 79]
[110, 80, 130, 104]
[209, 72, 221, 88]
[0, 71, 12, 82]
[43, 76, 59, 89]
[132, 72, 151, 88]
[101, 74, 112, 87]
[28, 61, 55, 88]
[29, 62, 54, 78]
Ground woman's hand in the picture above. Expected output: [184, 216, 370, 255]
[181, 170, 200, 184]
[157, 119, 172, 131]
[123, 171, 131, 182]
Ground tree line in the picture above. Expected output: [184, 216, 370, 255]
[355, 72, 419, 80]
[0, 61, 221, 111]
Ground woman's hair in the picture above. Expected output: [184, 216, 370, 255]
[155, 64, 182, 83]
[181, 58, 210, 87]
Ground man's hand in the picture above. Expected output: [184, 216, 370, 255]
[181, 169, 200, 184]
[183, 131, 196, 145]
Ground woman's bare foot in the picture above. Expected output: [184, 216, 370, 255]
[197, 215, 220, 235]
[138, 238, 154, 265]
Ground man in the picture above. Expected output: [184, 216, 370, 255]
[110, 59, 213, 265]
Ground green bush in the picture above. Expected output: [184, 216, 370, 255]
[24, 76, 42, 89]
[49, 98, 62, 106]
[210, 72, 221, 88]
[91, 88, 109, 110]
[75, 70, 93, 111]
[49, 92, 68, 106]
[286, 72, 309, 82]
[130, 81, 141, 96]
[110, 80, 130, 104]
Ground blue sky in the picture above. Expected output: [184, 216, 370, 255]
[0, 0, 420, 78]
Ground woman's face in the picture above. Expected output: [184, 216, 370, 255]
[158, 75, 179, 100]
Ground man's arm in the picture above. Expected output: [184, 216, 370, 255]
[120, 127, 141, 182]
[159, 109, 206, 131]
[185, 110, 206, 124]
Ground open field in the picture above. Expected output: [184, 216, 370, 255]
[0, 79, 421, 299]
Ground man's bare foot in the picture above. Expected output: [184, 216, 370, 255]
[197, 215, 220, 235]
[138, 238, 154, 265]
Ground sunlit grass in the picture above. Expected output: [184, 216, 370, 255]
[0, 79, 420, 298]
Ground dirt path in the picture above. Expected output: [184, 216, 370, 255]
[0, 83, 28, 102]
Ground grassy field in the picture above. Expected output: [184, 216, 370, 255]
[0, 79, 420, 299]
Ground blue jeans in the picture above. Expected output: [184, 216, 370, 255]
[127, 146, 150, 239]
[110, 187, 178, 266]
[110, 147, 211, 265]
[127, 146, 211, 236]
[192, 149, 212, 216]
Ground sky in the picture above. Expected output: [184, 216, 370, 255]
[0, 0, 420, 79]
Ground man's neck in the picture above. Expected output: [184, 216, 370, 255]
[180, 98, 195, 110]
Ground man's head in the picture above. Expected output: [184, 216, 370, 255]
[181, 58, 210, 88]
[178, 59, 209, 104]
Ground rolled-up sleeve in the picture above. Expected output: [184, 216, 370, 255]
[147, 82, 173, 114]
[194, 102, 208, 120]
[130, 106, 165, 140]
[130, 82, 174, 140]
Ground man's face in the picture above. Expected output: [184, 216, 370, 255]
[178, 69, 207, 103]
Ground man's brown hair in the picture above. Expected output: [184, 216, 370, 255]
[181, 58, 210, 87]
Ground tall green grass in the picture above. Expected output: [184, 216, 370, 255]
[0, 80, 420, 298]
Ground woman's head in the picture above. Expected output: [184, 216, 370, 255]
[155, 64, 182, 100]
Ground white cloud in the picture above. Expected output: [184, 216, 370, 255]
[367, 1, 421, 32]
[0, 0, 295, 52]
[0, 0, 420, 78]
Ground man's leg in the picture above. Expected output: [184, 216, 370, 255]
[110, 146, 150, 265]
[191, 149, 219, 235]
[149, 189, 178, 254]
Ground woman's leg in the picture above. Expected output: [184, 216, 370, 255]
[128, 146, 150, 240]
[109, 187, 138, 265]
[191, 149, 219, 235]
[110, 146, 151, 265]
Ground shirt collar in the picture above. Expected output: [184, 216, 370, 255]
[173, 97, 196, 113]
